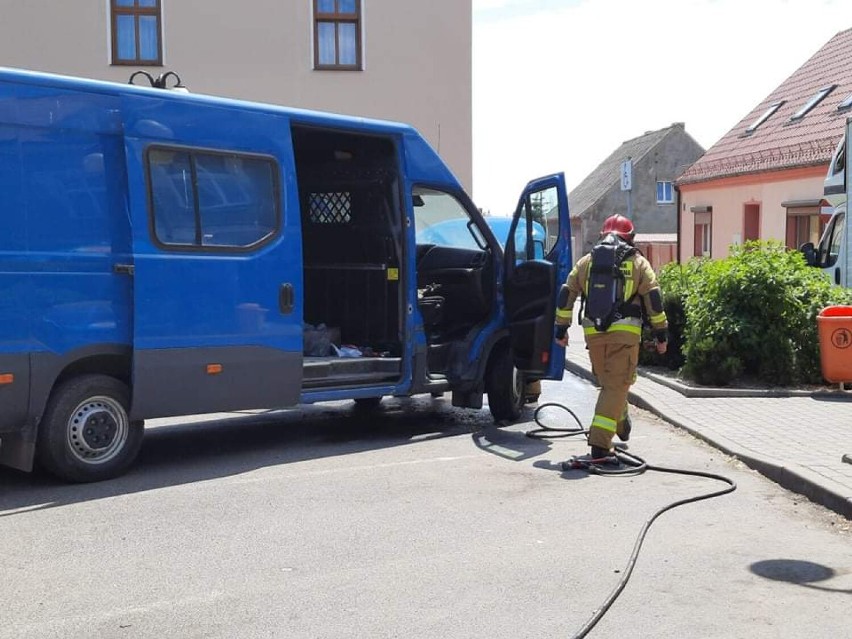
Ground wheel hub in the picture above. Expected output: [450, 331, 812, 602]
[81, 410, 117, 450]
[67, 398, 128, 462]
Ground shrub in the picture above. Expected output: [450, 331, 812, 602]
[681, 241, 852, 386]
[639, 259, 703, 370]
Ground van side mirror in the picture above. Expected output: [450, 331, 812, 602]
[799, 242, 817, 266]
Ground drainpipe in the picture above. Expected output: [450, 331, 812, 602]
[675, 184, 682, 264]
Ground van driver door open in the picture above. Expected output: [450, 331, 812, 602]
[503, 172, 571, 380]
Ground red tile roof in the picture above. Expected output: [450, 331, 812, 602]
[678, 28, 852, 185]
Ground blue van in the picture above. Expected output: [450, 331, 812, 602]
[0, 67, 572, 481]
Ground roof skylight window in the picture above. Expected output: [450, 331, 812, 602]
[837, 93, 852, 111]
[790, 85, 836, 121]
[745, 101, 784, 133]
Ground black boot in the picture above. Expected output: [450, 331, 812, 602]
[618, 414, 632, 442]
[590, 446, 612, 460]
[590, 446, 619, 467]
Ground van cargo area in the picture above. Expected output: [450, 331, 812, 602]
[293, 127, 404, 389]
[292, 126, 495, 390]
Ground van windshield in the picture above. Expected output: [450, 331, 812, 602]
[816, 211, 845, 268]
[413, 187, 485, 250]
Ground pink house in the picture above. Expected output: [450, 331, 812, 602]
[677, 28, 852, 260]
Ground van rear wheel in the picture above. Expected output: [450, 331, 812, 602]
[486, 346, 525, 423]
[37, 375, 144, 483]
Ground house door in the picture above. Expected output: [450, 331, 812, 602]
[744, 204, 760, 241]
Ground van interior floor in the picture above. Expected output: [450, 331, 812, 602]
[302, 356, 401, 389]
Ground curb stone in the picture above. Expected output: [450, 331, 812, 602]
[639, 369, 852, 400]
[564, 358, 852, 519]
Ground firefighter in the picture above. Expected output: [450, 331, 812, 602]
[554, 214, 668, 462]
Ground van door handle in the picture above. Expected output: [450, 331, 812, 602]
[279, 283, 294, 314]
[114, 263, 135, 275]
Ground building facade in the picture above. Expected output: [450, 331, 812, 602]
[0, 0, 472, 190]
[677, 28, 852, 261]
[568, 122, 704, 266]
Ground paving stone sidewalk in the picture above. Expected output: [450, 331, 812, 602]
[562, 320, 852, 519]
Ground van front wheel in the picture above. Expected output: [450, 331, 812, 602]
[37, 375, 144, 483]
[486, 346, 525, 423]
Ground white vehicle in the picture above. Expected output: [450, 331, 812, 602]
[802, 130, 849, 287]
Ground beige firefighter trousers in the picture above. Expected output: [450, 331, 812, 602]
[587, 341, 639, 450]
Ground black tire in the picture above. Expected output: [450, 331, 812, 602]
[486, 345, 525, 423]
[36, 375, 144, 483]
[353, 396, 383, 410]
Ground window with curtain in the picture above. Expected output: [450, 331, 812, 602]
[314, 0, 362, 70]
[111, 0, 162, 66]
[785, 207, 825, 250]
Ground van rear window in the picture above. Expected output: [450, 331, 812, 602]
[146, 147, 280, 250]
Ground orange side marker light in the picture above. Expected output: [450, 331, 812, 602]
[206, 364, 223, 375]
[0, 373, 14, 385]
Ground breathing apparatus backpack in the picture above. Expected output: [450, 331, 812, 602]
[583, 233, 638, 332]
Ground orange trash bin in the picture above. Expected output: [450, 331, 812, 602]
[817, 306, 852, 383]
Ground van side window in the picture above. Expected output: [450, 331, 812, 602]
[147, 147, 280, 249]
[520, 186, 559, 260]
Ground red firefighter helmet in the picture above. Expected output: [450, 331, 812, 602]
[601, 214, 635, 241]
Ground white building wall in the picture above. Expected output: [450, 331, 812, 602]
[0, 0, 472, 190]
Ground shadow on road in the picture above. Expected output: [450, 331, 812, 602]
[750, 559, 852, 594]
[0, 396, 486, 515]
[470, 425, 553, 462]
[472, 421, 593, 482]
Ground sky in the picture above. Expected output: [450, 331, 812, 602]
[471, 0, 852, 215]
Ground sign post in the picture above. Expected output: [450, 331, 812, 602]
[620, 158, 633, 219]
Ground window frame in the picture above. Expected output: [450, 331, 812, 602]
[656, 181, 674, 204]
[745, 100, 784, 134]
[144, 144, 282, 253]
[784, 208, 824, 250]
[110, 0, 163, 66]
[790, 85, 836, 121]
[313, 0, 363, 70]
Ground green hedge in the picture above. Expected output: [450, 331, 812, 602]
[641, 241, 852, 386]
[638, 259, 702, 370]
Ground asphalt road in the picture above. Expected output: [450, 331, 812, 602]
[1, 373, 850, 638]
